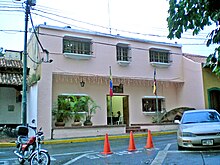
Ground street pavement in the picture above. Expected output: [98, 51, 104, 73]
[0, 131, 176, 147]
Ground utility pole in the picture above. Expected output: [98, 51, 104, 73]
[21, 0, 36, 125]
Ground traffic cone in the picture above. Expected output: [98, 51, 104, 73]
[128, 131, 136, 151]
[145, 129, 154, 149]
[101, 133, 113, 154]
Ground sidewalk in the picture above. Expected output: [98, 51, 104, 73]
[0, 131, 176, 148]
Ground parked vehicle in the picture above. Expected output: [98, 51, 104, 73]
[14, 124, 50, 164]
[176, 109, 220, 150]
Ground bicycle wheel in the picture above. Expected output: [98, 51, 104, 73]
[30, 151, 50, 165]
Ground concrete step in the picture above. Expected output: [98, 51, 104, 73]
[126, 126, 148, 133]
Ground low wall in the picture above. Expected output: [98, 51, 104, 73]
[52, 125, 126, 139]
[139, 124, 178, 132]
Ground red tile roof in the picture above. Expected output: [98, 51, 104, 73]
[0, 58, 23, 68]
[183, 53, 207, 63]
[0, 58, 23, 87]
[0, 72, 22, 86]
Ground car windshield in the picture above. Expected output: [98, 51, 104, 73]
[181, 111, 220, 124]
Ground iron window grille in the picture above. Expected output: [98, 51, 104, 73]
[116, 44, 131, 62]
[63, 37, 92, 55]
[149, 48, 170, 63]
[142, 97, 165, 113]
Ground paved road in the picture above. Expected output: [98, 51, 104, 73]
[1, 133, 220, 164]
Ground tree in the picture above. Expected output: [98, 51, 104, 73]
[167, 0, 220, 75]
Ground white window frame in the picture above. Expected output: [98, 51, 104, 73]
[149, 48, 171, 67]
[63, 35, 93, 60]
[116, 43, 131, 66]
[142, 96, 166, 115]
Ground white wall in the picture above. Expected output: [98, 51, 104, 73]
[28, 84, 38, 125]
[0, 87, 21, 124]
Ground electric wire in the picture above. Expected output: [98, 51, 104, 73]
[30, 12, 47, 53]
[32, 8, 209, 41]
[0, 1, 211, 42]
[33, 4, 210, 37]
[33, 8, 108, 30]
[31, 12, 93, 31]
[29, 12, 50, 64]
[0, 28, 214, 57]
[0, 0, 216, 56]
[0, 0, 214, 39]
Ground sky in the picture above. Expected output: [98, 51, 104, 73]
[0, 0, 217, 56]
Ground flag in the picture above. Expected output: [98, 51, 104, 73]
[153, 68, 157, 95]
[109, 66, 113, 97]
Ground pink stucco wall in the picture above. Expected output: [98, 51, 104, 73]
[27, 25, 205, 139]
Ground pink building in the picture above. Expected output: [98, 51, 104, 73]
[27, 24, 205, 139]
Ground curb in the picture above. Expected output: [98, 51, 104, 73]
[0, 131, 176, 147]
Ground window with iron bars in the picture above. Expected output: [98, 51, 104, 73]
[149, 49, 170, 63]
[116, 45, 130, 61]
[142, 97, 165, 113]
[63, 38, 92, 55]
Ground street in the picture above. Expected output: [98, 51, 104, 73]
[1, 133, 220, 164]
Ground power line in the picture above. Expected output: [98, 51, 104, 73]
[0, 1, 212, 42]
[29, 6, 210, 41]
[0, 28, 212, 47]
[31, 12, 93, 31]
[0, 1, 215, 57]
[0, 27, 214, 58]
[33, 8, 108, 30]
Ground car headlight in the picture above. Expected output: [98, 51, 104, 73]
[180, 132, 196, 137]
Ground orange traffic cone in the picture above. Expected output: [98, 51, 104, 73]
[101, 133, 113, 154]
[128, 131, 136, 151]
[145, 129, 154, 149]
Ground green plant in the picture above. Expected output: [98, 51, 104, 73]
[69, 95, 100, 124]
[79, 96, 101, 124]
[52, 97, 74, 122]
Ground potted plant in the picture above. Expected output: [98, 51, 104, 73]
[77, 96, 101, 126]
[71, 112, 83, 126]
[66, 96, 83, 126]
[52, 96, 74, 127]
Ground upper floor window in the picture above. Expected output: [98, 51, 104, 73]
[116, 43, 131, 66]
[149, 48, 170, 64]
[63, 36, 92, 55]
[116, 43, 130, 61]
[142, 96, 166, 113]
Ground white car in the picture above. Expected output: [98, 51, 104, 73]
[177, 109, 220, 150]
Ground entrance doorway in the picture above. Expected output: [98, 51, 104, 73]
[107, 95, 129, 126]
[208, 88, 220, 113]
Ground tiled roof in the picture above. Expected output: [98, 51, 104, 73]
[0, 58, 23, 87]
[183, 53, 207, 63]
[0, 58, 23, 68]
[0, 72, 22, 86]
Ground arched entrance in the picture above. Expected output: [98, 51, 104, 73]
[208, 88, 220, 113]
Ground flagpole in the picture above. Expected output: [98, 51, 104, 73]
[153, 68, 159, 123]
[109, 66, 113, 125]
[110, 95, 113, 125]
[156, 93, 159, 123]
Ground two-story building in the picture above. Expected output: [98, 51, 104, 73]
[27, 24, 206, 139]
